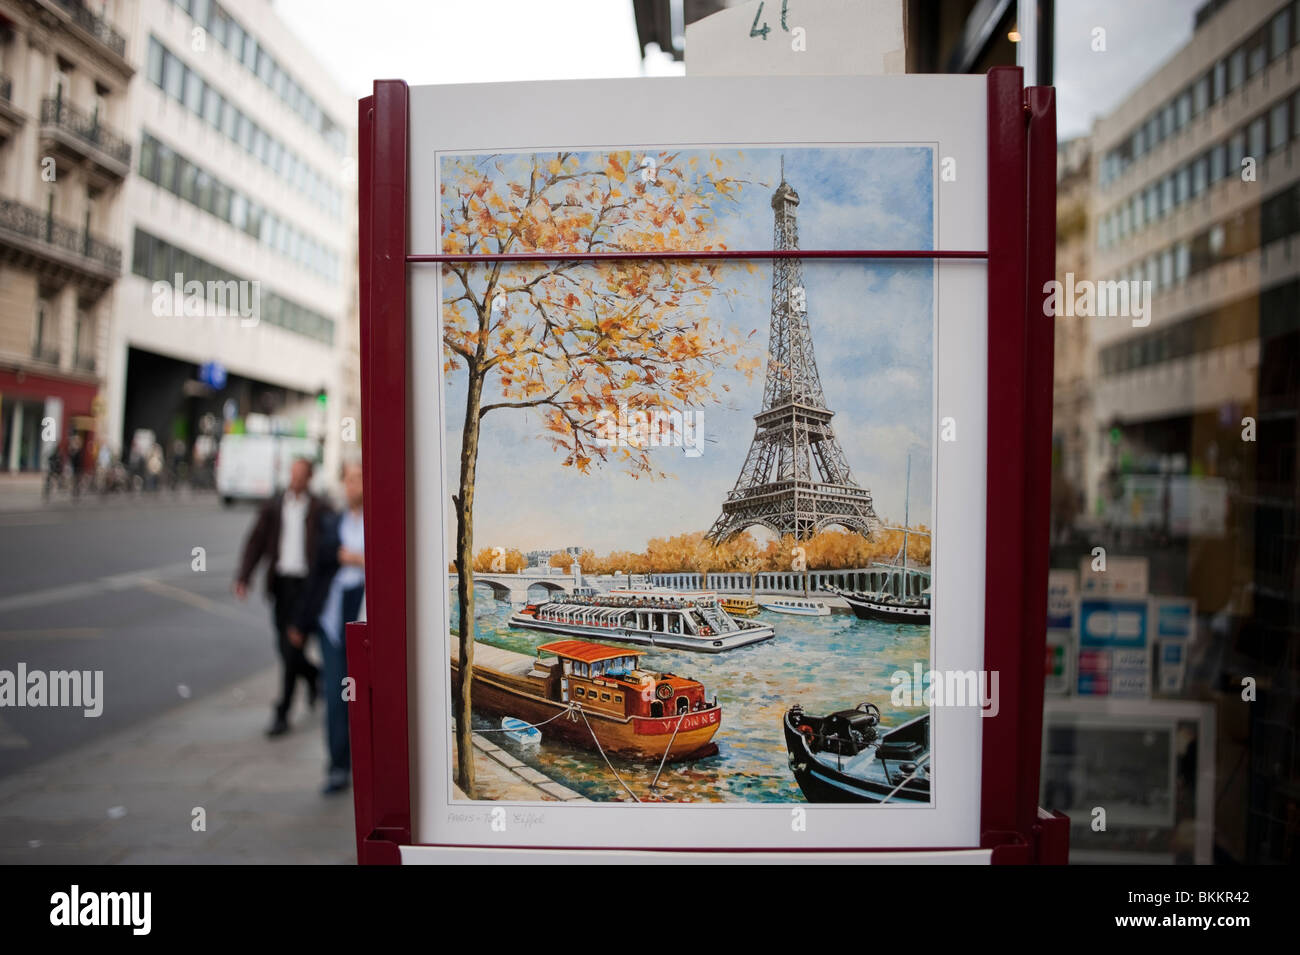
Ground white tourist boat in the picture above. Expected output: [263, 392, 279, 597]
[510, 589, 775, 652]
[756, 597, 831, 617]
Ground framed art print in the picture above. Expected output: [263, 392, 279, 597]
[351, 70, 1063, 862]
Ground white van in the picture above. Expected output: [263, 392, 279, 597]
[215, 433, 321, 505]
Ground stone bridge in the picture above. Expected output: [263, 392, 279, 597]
[454, 570, 582, 605]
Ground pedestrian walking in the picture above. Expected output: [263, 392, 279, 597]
[293, 460, 365, 794]
[234, 456, 331, 737]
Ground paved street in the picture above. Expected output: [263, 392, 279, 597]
[0, 480, 355, 862]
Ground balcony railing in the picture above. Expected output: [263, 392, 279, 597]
[0, 197, 122, 274]
[41, 98, 131, 166]
[51, 0, 128, 59]
[32, 345, 61, 366]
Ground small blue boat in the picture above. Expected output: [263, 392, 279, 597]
[501, 716, 541, 746]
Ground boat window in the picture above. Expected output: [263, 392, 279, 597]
[614, 694, 623, 703]
[574, 687, 585, 697]
[600, 693, 610, 701]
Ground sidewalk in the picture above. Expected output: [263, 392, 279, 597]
[0, 666, 355, 864]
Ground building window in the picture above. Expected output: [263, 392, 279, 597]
[33, 297, 53, 361]
[162, 51, 183, 100]
[1194, 75, 1209, 115]
[1229, 47, 1246, 90]
[1272, 8, 1292, 59]
[1229, 130, 1246, 170]
[1271, 102, 1289, 152]
[1249, 116, 1267, 159]
[183, 70, 203, 113]
[147, 37, 164, 86]
[74, 311, 94, 371]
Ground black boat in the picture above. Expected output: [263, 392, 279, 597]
[832, 452, 931, 624]
[832, 587, 931, 623]
[783, 702, 931, 803]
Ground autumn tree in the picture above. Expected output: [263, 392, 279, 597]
[442, 150, 754, 795]
[472, 547, 526, 574]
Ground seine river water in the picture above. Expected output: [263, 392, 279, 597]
[452, 585, 931, 803]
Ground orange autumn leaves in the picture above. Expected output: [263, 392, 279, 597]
[531, 528, 930, 577]
[440, 150, 756, 478]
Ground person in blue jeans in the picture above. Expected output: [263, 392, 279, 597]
[292, 460, 365, 795]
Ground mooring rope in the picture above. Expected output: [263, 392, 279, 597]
[473, 704, 578, 734]
[576, 708, 641, 802]
[649, 710, 687, 792]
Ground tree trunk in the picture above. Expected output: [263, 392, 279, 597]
[454, 370, 485, 797]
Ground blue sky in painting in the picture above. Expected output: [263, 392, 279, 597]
[440, 146, 934, 554]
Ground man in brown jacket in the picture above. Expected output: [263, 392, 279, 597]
[234, 456, 332, 737]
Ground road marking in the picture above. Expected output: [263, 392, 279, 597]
[0, 714, 29, 749]
[0, 628, 102, 641]
[0, 556, 236, 614]
[133, 578, 260, 624]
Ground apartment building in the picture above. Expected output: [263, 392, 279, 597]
[0, 0, 357, 483]
[0, 0, 134, 471]
[110, 0, 355, 480]
[1090, 0, 1299, 862]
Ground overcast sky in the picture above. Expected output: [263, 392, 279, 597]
[273, 0, 1205, 142]
[1053, 0, 1201, 140]
[271, 0, 679, 101]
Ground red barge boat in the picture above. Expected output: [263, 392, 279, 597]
[450, 639, 722, 760]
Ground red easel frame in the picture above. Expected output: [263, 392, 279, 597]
[347, 67, 1068, 865]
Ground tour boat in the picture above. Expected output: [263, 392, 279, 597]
[757, 597, 831, 616]
[451, 639, 722, 760]
[719, 596, 761, 617]
[510, 589, 774, 652]
[783, 702, 930, 803]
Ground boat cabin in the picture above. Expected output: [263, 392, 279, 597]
[536, 640, 712, 719]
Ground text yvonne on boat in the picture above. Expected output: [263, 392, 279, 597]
[782, 702, 930, 803]
[452, 639, 722, 760]
[510, 589, 775, 652]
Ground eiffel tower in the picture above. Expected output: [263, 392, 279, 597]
[707, 160, 881, 543]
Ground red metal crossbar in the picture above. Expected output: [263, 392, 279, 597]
[407, 249, 986, 263]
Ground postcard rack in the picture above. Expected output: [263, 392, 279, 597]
[347, 67, 1068, 864]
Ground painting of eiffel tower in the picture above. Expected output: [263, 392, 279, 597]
[707, 161, 882, 543]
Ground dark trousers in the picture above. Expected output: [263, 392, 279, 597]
[321, 584, 365, 774]
[272, 575, 319, 720]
